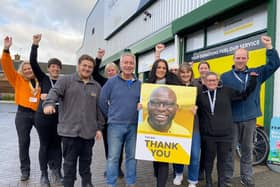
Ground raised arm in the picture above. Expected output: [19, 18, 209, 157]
[155, 43, 165, 60]
[92, 48, 107, 86]
[258, 36, 280, 83]
[1, 36, 18, 87]
[30, 34, 46, 81]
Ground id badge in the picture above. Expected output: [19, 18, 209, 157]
[29, 97, 38, 103]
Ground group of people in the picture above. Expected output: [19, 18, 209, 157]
[1, 34, 279, 187]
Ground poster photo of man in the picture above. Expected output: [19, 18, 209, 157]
[136, 83, 197, 164]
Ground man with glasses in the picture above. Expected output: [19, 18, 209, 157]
[138, 86, 190, 135]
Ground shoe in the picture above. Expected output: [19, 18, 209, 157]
[20, 172, 30, 181]
[51, 169, 63, 185]
[104, 171, 107, 178]
[188, 183, 196, 187]
[198, 170, 205, 181]
[240, 177, 255, 187]
[40, 171, 50, 187]
[173, 174, 183, 185]
[118, 168, 124, 178]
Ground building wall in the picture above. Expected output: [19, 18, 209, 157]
[78, 0, 210, 60]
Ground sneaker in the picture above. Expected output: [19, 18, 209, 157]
[240, 177, 255, 187]
[188, 183, 196, 187]
[173, 174, 183, 185]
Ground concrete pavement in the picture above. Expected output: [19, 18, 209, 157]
[0, 103, 279, 187]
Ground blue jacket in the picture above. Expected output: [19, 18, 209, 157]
[221, 49, 280, 122]
[98, 74, 141, 125]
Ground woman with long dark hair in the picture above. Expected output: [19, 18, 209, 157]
[146, 57, 183, 187]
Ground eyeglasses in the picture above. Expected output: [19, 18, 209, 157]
[149, 100, 176, 109]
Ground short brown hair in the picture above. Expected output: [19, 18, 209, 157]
[48, 58, 62, 69]
[78, 54, 95, 65]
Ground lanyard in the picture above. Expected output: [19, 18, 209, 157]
[232, 70, 248, 91]
[207, 89, 216, 115]
[29, 78, 39, 96]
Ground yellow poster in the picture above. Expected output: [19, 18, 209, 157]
[135, 83, 197, 164]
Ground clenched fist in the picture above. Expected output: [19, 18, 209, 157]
[3, 36, 12, 50]
[261, 35, 273, 49]
[33, 34, 42, 45]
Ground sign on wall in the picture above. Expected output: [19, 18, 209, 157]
[207, 5, 267, 46]
[185, 33, 267, 126]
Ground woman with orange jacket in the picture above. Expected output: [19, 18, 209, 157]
[1, 36, 40, 181]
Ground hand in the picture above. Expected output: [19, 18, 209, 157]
[40, 94, 47, 100]
[4, 36, 12, 50]
[96, 48, 105, 59]
[95, 130, 102, 140]
[33, 34, 42, 45]
[43, 105, 56, 115]
[249, 72, 259, 77]
[137, 103, 142, 110]
[261, 35, 273, 49]
[191, 105, 198, 115]
[155, 43, 165, 53]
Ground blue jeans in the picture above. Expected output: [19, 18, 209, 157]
[106, 123, 137, 186]
[224, 119, 256, 182]
[173, 132, 201, 184]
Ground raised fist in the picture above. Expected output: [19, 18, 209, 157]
[33, 34, 42, 45]
[261, 35, 273, 49]
[96, 48, 105, 59]
[155, 43, 165, 53]
[3, 36, 12, 50]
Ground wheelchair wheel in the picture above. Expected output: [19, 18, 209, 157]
[236, 127, 269, 165]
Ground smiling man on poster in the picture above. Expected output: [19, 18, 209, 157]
[136, 84, 196, 165]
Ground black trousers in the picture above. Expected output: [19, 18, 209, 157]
[103, 123, 124, 170]
[203, 139, 232, 187]
[62, 137, 95, 187]
[15, 110, 35, 174]
[35, 112, 62, 172]
[199, 137, 205, 174]
[153, 161, 169, 187]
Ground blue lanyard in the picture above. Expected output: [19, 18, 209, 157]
[232, 70, 248, 91]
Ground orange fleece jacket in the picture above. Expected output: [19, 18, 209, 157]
[1, 51, 40, 111]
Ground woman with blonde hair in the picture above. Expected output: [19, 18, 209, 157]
[1, 36, 40, 181]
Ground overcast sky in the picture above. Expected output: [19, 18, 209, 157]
[0, 0, 96, 65]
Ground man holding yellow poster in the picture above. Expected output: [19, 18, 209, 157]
[136, 83, 197, 165]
